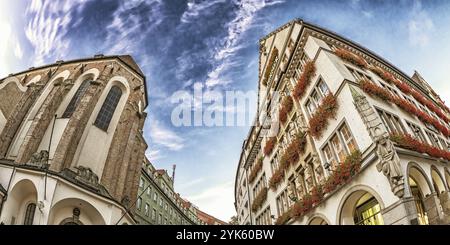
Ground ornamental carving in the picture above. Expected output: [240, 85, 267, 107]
[374, 129, 404, 197]
[75, 165, 99, 188]
[350, 86, 404, 198]
[29, 150, 50, 169]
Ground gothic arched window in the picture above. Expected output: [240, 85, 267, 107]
[23, 203, 36, 225]
[94, 86, 122, 131]
[62, 79, 91, 118]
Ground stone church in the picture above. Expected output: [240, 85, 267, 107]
[0, 55, 148, 225]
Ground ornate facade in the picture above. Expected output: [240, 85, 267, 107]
[0, 55, 148, 225]
[234, 19, 450, 225]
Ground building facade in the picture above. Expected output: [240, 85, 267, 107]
[0, 55, 148, 225]
[235, 19, 450, 225]
[134, 159, 226, 225]
[134, 159, 197, 225]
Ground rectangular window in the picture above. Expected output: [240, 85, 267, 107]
[152, 209, 156, 220]
[139, 178, 144, 189]
[407, 121, 427, 143]
[159, 197, 163, 207]
[322, 143, 338, 169]
[154, 192, 158, 202]
[304, 79, 331, 117]
[144, 203, 149, 216]
[426, 131, 441, 148]
[376, 108, 405, 134]
[137, 197, 142, 211]
[339, 124, 358, 153]
[147, 186, 151, 195]
[331, 134, 346, 162]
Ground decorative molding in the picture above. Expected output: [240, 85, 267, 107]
[350, 85, 404, 198]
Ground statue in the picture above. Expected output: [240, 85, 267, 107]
[29, 150, 49, 169]
[288, 182, 298, 201]
[75, 165, 99, 188]
[374, 129, 405, 197]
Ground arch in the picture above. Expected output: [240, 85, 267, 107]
[6, 71, 70, 158]
[48, 198, 105, 225]
[27, 70, 71, 119]
[71, 76, 130, 178]
[0, 77, 27, 92]
[94, 85, 123, 131]
[444, 168, 450, 190]
[407, 162, 433, 196]
[56, 68, 100, 117]
[307, 213, 330, 225]
[1, 179, 38, 225]
[430, 166, 447, 194]
[337, 185, 385, 225]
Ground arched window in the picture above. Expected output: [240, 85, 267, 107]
[62, 80, 91, 118]
[94, 86, 122, 131]
[23, 203, 36, 225]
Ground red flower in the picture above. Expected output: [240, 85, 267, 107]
[390, 133, 450, 161]
[335, 48, 368, 69]
[263, 137, 277, 156]
[251, 187, 268, 212]
[293, 62, 316, 101]
[279, 95, 293, 125]
[262, 48, 279, 86]
[308, 94, 339, 139]
[248, 157, 263, 184]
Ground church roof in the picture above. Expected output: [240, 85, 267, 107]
[1, 54, 149, 107]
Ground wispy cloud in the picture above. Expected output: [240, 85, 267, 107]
[25, 0, 90, 65]
[145, 149, 163, 161]
[408, 0, 434, 47]
[181, 0, 226, 23]
[150, 120, 185, 151]
[205, 0, 283, 88]
[105, 0, 165, 55]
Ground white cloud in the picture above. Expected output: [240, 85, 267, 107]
[14, 43, 23, 59]
[150, 120, 185, 151]
[205, 0, 283, 88]
[181, 0, 226, 23]
[105, 0, 164, 55]
[25, 0, 91, 65]
[185, 181, 235, 221]
[0, 22, 12, 78]
[408, 0, 434, 47]
[145, 149, 163, 162]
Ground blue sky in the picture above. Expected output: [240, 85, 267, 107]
[1, 0, 450, 221]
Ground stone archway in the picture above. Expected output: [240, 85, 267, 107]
[308, 214, 329, 225]
[431, 167, 447, 194]
[445, 168, 450, 190]
[48, 198, 105, 225]
[338, 186, 385, 225]
[0, 179, 38, 225]
[407, 164, 437, 225]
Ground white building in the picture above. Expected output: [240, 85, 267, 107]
[234, 19, 450, 225]
[0, 55, 148, 225]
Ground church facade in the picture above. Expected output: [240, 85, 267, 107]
[0, 55, 148, 225]
[234, 19, 450, 225]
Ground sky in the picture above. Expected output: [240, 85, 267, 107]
[1, 0, 450, 221]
